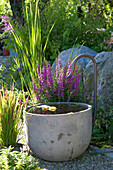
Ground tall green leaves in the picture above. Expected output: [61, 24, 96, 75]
[11, 0, 54, 90]
[12, 0, 42, 82]
[25, 0, 42, 69]
[0, 86, 28, 147]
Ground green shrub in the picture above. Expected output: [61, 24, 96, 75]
[0, 0, 12, 17]
[0, 146, 40, 170]
[40, 0, 112, 63]
[91, 105, 113, 147]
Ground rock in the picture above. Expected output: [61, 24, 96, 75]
[52, 46, 97, 72]
[84, 51, 113, 106]
[89, 145, 113, 158]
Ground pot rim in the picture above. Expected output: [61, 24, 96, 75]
[23, 102, 92, 117]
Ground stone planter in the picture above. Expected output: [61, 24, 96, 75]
[23, 102, 92, 161]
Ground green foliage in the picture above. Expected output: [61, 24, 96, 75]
[9, 0, 23, 22]
[11, 0, 43, 70]
[0, 146, 40, 170]
[0, 85, 28, 147]
[4, 0, 54, 90]
[2, 0, 112, 89]
[0, 0, 12, 17]
[91, 105, 113, 147]
[40, 0, 112, 64]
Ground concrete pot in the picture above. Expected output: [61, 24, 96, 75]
[23, 102, 92, 162]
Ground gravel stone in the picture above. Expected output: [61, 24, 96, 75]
[35, 152, 113, 170]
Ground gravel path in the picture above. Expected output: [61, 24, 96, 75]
[35, 149, 113, 170]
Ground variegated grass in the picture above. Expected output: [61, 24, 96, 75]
[0, 85, 28, 147]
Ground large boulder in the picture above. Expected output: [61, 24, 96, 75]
[84, 51, 113, 106]
[52, 46, 97, 72]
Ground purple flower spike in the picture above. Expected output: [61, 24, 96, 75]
[6, 16, 9, 20]
[33, 57, 90, 103]
[4, 23, 7, 27]
[1, 15, 7, 19]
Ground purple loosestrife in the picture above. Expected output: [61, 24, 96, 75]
[0, 15, 13, 38]
[45, 64, 54, 101]
[5, 24, 13, 33]
[56, 61, 64, 100]
[47, 63, 53, 88]
[55, 57, 67, 101]
[1, 15, 9, 20]
[42, 65, 47, 87]
[66, 59, 81, 101]
[33, 57, 90, 103]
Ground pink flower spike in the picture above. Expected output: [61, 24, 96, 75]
[4, 24, 7, 27]
[6, 16, 9, 20]
[1, 15, 6, 19]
